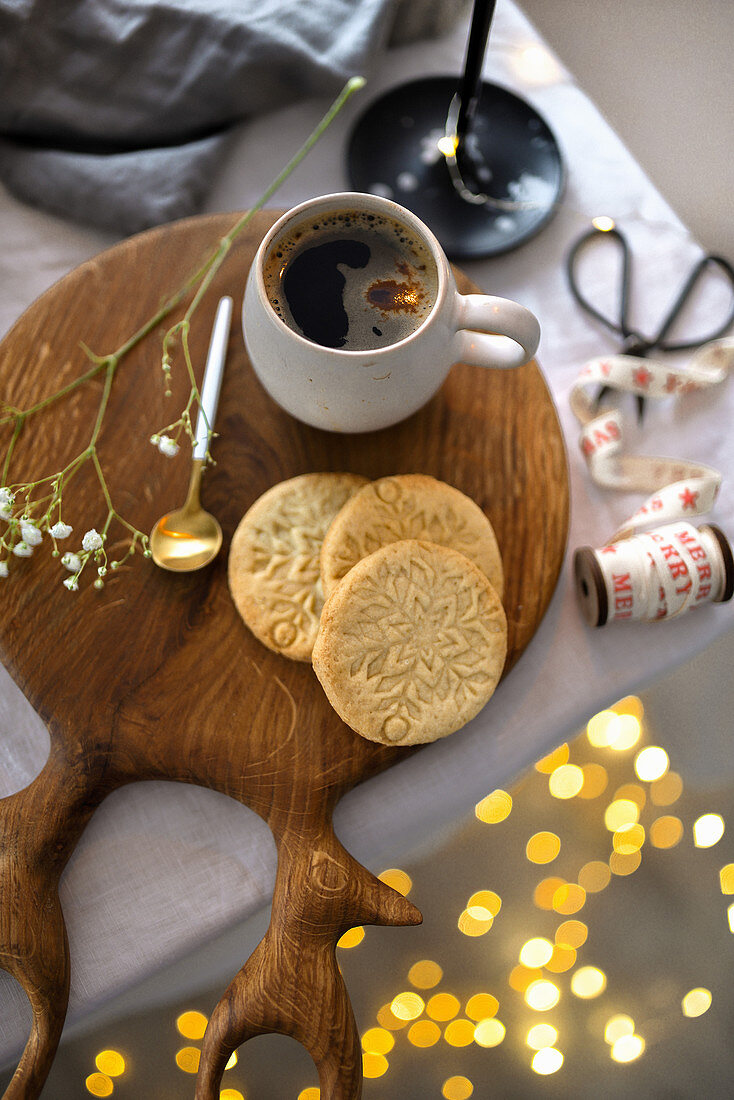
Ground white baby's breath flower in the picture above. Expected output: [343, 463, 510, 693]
[12, 541, 33, 558]
[157, 435, 180, 458]
[50, 521, 73, 539]
[82, 528, 104, 552]
[63, 576, 79, 591]
[0, 488, 13, 507]
[0, 494, 13, 521]
[0, 561, 8, 578]
[20, 520, 43, 547]
[62, 552, 82, 572]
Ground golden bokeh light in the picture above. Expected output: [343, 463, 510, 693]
[337, 926, 365, 949]
[225, 1051, 238, 1070]
[509, 965, 542, 993]
[473, 1017, 506, 1047]
[728, 904, 734, 933]
[613, 823, 645, 855]
[535, 743, 569, 774]
[578, 763, 609, 799]
[297, 1089, 320, 1100]
[458, 908, 494, 936]
[94, 1050, 125, 1077]
[634, 746, 669, 782]
[465, 993, 499, 1021]
[649, 815, 683, 849]
[525, 979, 560, 1011]
[526, 831, 561, 864]
[549, 764, 584, 799]
[531, 1047, 564, 1075]
[220, 1091, 244, 1100]
[376, 1003, 408, 1031]
[610, 695, 644, 719]
[555, 920, 588, 949]
[408, 1020, 441, 1047]
[426, 993, 460, 1022]
[391, 992, 425, 1021]
[587, 710, 620, 748]
[408, 959, 443, 989]
[611, 1033, 645, 1062]
[526, 1023, 559, 1050]
[719, 864, 734, 894]
[545, 944, 577, 973]
[519, 937, 554, 968]
[176, 1010, 208, 1040]
[650, 770, 683, 806]
[534, 876, 566, 910]
[437, 135, 459, 157]
[609, 850, 642, 876]
[379, 868, 412, 895]
[552, 883, 586, 915]
[682, 988, 712, 1017]
[442, 1076, 474, 1100]
[362, 1052, 388, 1078]
[444, 1018, 475, 1047]
[592, 215, 616, 232]
[361, 1028, 394, 1055]
[604, 1014, 635, 1044]
[604, 798, 639, 832]
[570, 966, 607, 999]
[609, 714, 642, 751]
[614, 783, 646, 809]
[693, 813, 725, 848]
[475, 790, 513, 824]
[85, 1075, 113, 1098]
[175, 1047, 201, 1074]
[468, 890, 502, 917]
[578, 860, 612, 893]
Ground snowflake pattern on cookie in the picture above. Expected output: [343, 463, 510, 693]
[320, 474, 504, 600]
[228, 472, 368, 660]
[313, 540, 507, 745]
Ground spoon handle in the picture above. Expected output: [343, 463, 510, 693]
[193, 295, 233, 460]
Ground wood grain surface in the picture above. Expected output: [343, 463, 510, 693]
[0, 210, 569, 1098]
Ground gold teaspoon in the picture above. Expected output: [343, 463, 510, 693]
[150, 296, 233, 572]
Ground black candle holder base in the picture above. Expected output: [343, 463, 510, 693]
[347, 77, 564, 260]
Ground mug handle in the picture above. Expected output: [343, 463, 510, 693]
[453, 293, 540, 370]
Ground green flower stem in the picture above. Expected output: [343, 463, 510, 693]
[1, 76, 366, 578]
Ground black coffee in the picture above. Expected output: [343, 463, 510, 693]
[263, 209, 438, 350]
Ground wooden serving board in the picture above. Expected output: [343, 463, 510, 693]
[0, 211, 569, 1098]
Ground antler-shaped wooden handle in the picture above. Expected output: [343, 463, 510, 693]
[0, 742, 109, 1099]
[195, 819, 422, 1099]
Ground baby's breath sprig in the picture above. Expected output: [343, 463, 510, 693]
[0, 77, 366, 590]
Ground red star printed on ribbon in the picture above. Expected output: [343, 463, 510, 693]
[632, 365, 653, 389]
[679, 487, 699, 510]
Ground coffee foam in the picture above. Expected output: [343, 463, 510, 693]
[262, 209, 439, 351]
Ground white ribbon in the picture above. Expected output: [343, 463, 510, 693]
[570, 338, 734, 540]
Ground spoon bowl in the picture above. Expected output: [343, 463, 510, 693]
[150, 460, 223, 571]
[150, 296, 232, 573]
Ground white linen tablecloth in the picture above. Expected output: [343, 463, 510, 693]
[1, 0, 733, 1062]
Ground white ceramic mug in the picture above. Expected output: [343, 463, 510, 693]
[243, 191, 540, 433]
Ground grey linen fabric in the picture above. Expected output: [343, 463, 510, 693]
[0, 0, 399, 234]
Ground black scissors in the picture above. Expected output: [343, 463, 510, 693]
[566, 223, 734, 421]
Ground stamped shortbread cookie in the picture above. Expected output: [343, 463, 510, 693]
[320, 474, 504, 600]
[229, 472, 368, 661]
[312, 539, 507, 745]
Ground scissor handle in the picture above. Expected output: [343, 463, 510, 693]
[566, 226, 734, 354]
[655, 254, 734, 352]
[566, 226, 633, 338]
